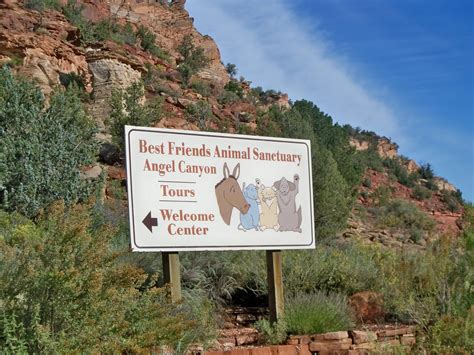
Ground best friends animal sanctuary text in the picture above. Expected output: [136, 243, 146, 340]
[138, 140, 302, 165]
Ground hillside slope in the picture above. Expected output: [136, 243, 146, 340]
[0, 0, 465, 248]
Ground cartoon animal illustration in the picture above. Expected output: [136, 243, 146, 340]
[215, 163, 249, 225]
[256, 178, 279, 231]
[238, 183, 260, 231]
[273, 174, 302, 233]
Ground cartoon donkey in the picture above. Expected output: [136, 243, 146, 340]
[273, 174, 302, 233]
[238, 182, 260, 231]
[215, 163, 250, 225]
[256, 178, 279, 231]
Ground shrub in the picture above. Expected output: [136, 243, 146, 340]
[358, 148, 384, 172]
[223, 79, 244, 98]
[177, 35, 209, 86]
[24, 0, 60, 11]
[379, 235, 472, 331]
[441, 190, 463, 213]
[107, 179, 126, 200]
[283, 243, 382, 297]
[383, 158, 417, 187]
[177, 289, 219, 352]
[254, 319, 287, 345]
[419, 163, 434, 180]
[0, 66, 97, 218]
[109, 81, 162, 151]
[0, 203, 203, 353]
[185, 100, 213, 130]
[190, 80, 211, 97]
[178, 63, 193, 86]
[111, 22, 137, 46]
[412, 185, 432, 200]
[377, 199, 435, 232]
[181, 251, 266, 304]
[409, 228, 423, 244]
[136, 25, 169, 60]
[284, 291, 355, 335]
[362, 177, 372, 188]
[218, 89, 240, 105]
[63, 1, 140, 48]
[59, 71, 84, 90]
[425, 178, 439, 191]
[427, 314, 474, 352]
[371, 186, 391, 206]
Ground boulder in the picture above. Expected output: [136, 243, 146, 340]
[349, 291, 384, 323]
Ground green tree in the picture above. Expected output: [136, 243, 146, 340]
[177, 35, 209, 86]
[292, 100, 364, 190]
[0, 66, 97, 218]
[313, 145, 351, 239]
[225, 63, 238, 78]
[223, 79, 244, 98]
[419, 163, 434, 180]
[109, 81, 162, 150]
[185, 100, 213, 130]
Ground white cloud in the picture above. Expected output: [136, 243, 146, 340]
[186, 0, 401, 140]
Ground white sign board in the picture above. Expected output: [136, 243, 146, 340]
[125, 126, 315, 251]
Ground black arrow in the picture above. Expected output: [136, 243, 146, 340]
[142, 211, 158, 232]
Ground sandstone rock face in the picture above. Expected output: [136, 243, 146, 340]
[405, 159, 419, 173]
[88, 58, 142, 130]
[433, 177, 457, 192]
[0, 7, 89, 96]
[349, 138, 370, 151]
[108, 0, 229, 89]
[276, 93, 290, 109]
[376, 138, 398, 159]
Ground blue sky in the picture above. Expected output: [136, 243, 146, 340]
[186, 0, 473, 202]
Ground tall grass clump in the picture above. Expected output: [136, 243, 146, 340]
[284, 291, 355, 335]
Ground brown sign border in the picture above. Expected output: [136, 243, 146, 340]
[126, 127, 315, 251]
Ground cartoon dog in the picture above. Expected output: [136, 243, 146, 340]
[256, 178, 279, 231]
[273, 174, 302, 233]
[238, 183, 260, 231]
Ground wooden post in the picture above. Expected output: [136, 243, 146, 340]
[162, 252, 182, 303]
[266, 250, 284, 323]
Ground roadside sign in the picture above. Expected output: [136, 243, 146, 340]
[125, 126, 315, 251]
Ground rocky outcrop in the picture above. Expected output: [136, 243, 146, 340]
[433, 177, 457, 192]
[376, 137, 398, 159]
[405, 159, 419, 173]
[349, 138, 370, 151]
[108, 0, 229, 89]
[88, 58, 142, 130]
[0, 6, 89, 96]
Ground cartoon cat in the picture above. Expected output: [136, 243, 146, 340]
[256, 178, 279, 231]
